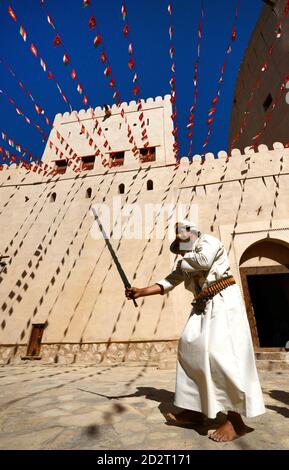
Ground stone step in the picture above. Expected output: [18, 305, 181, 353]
[255, 352, 288, 361]
[256, 359, 289, 371]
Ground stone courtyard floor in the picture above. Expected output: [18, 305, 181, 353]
[0, 362, 288, 450]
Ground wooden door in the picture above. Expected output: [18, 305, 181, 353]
[240, 265, 289, 350]
[26, 324, 45, 357]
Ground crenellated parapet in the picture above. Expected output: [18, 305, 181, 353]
[53, 94, 172, 125]
[177, 142, 289, 183]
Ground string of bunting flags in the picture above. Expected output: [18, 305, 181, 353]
[5, 1, 284, 171]
[0, 58, 51, 127]
[0, 88, 47, 142]
[7, 3, 107, 172]
[167, 2, 180, 162]
[82, 0, 142, 164]
[186, 0, 204, 158]
[201, 0, 240, 160]
[0, 133, 56, 175]
[0, 60, 81, 174]
[40, 0, 114, 169]
[7, 4, 71, 110]
[230, 0, 289, 152]
[6, 3, 84, 173]
[1, 129, 34, 161]
[249, 71, 289, 149]
[120, 1, 151, 152]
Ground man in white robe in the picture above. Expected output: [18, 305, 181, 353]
[125, 220, 265, 442]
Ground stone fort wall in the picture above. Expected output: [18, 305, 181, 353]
[1, 97, 289, 364]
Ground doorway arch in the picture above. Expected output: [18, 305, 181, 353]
[239, 238, 289, 350]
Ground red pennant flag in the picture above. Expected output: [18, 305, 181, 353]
[19, 25, 27, 42]
[71, 69, 77, 80]
[34, 104, 44, 114]
[128, 58, 135, 70]
[48, 71, 53, 79]
[109, 79, 115, 88]
[53, 34, 61, 47]
[231, 27, 236, 42]
[208, 107, 216, 117]
[123, 24, 129, 37]
[212, 96, 219, 105]
[121, 5, 127, 21]
[93, 34, 102, 47]
[104, 66, 111, 77]
[100, 52, 107, 63]
[169, 26, 173, 40]
[89, 15, 96, 29]
[207, 117, 214, 125]
[83, 95, 88, 106]
[8, 6, 17, 22]
[133, 85, 140, 96]
[63, 53, 70, 65]
[30, 43, 38, 57]
[252, 132, 261, 141]
[47, 15, 55, 29]
[170, 94, 176, 104]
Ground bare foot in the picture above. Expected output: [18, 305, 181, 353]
[166, 409, 204, 425]
[208, 420, 238, 442]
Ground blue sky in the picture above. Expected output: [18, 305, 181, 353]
[0, 0, 262, 164]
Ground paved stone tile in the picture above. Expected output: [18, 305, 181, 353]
[0, 364, 288, 449]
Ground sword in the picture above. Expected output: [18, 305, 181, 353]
[91, 208, 138, 307]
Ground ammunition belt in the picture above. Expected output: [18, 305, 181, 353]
[195, 276, 236, 302]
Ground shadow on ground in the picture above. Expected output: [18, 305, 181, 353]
[266, 390, 289, 418]
[80, 385, 229, 438]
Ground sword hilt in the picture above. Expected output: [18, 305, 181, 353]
[125, 284, 138, 308]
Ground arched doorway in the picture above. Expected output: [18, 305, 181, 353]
[239, 238, 289, 350]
